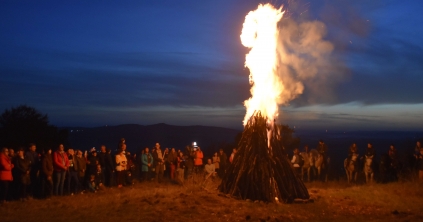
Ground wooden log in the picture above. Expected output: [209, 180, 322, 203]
[218, 112, 310, 203]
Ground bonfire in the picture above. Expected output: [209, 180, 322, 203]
[218, 4, 310, 203]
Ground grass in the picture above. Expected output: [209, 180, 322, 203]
[1, 177, 422, 222]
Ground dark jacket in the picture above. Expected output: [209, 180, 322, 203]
[218, 152, 228, 167]
[95, 169, 105, 185]
[153, 149, 164, 167]
[42, 153, 53, 177]
[74, 156, 87, 178]
[167, 152, 177, 165]
[103, 152, 114, 170]
[98, 152, 106, 168]
[15, 157, 31, 184]
[68, 154, 78, 172]
[87, 155, 98, 174]
[25, 150, 40, 171]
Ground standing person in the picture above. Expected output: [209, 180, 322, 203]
[118, 138, 126, 152]
[415, 141, 422, 155]
[153, 143, 165, 183]
[53, 144, 69, 196]
[388, 144, 399, 182]
[163, 148, 169, 178]
[167, 148, 177, 181]
[8, 148, 15, 159]
[141, 147, 153, 181]
[212, 152, 220, 173]
[229, 148, 237, 164]
[98, 146, 114, 187]
[97, 145, 107, 173]
[194, 147, 204, 173]
[115, 149, 127, 188]
[67, 149, 79, 195]
[0, 147, 14, 203]
[176, 152, 185, 185]
[291, 148, 302, 176]
[301, 145, 312, 182]
[125, 151, 134, 185]
[74, 150, 87, 192]
[25, 143, 40, 198]
[41, 148, 53, 199]
[15, 148, 31, 201]
[184, 145, 194, 179]
[218, 149, 228, 178]
[415, 148, 423, 181]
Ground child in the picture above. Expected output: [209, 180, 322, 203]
[95, 164, 105, 190]
[87, 175, 98, 193]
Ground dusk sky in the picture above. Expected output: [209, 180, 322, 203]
[1, 0, 422, 131]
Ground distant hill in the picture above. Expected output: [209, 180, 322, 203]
[65, 123, 241, 156]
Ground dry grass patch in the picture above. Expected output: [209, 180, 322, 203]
[1, 177, 422, 222]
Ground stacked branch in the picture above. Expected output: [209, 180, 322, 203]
[219, 112, 309, 203]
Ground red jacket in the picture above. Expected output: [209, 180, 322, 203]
[53, 151, 70, 172]
[0, 153, 13, 181]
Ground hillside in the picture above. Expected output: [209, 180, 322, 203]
[66, 123, 241, 156]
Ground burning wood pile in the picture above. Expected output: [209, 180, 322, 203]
[219, 112, 309, 203]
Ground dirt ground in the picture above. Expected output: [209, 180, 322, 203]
[1, 177, 422, 222]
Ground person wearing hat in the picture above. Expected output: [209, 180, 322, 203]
[153, 143, 164, 183]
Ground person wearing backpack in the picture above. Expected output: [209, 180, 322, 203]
[291, 148, 302, 177]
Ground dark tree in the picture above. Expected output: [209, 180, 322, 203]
[0, 105, 68, 150]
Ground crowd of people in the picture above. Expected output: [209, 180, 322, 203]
[1, 138, 423, 203]
[0, 139, 230, 203]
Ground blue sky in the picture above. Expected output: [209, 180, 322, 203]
[1, 0, 422, 130]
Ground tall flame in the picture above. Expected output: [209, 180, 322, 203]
[241, 4, 284, 127]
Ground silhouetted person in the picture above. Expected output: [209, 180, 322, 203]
[218, 149, 228, 178]
[41, 148, 53, 199]
[25, 143, 40, 198]
[15, 148, 31, 201]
